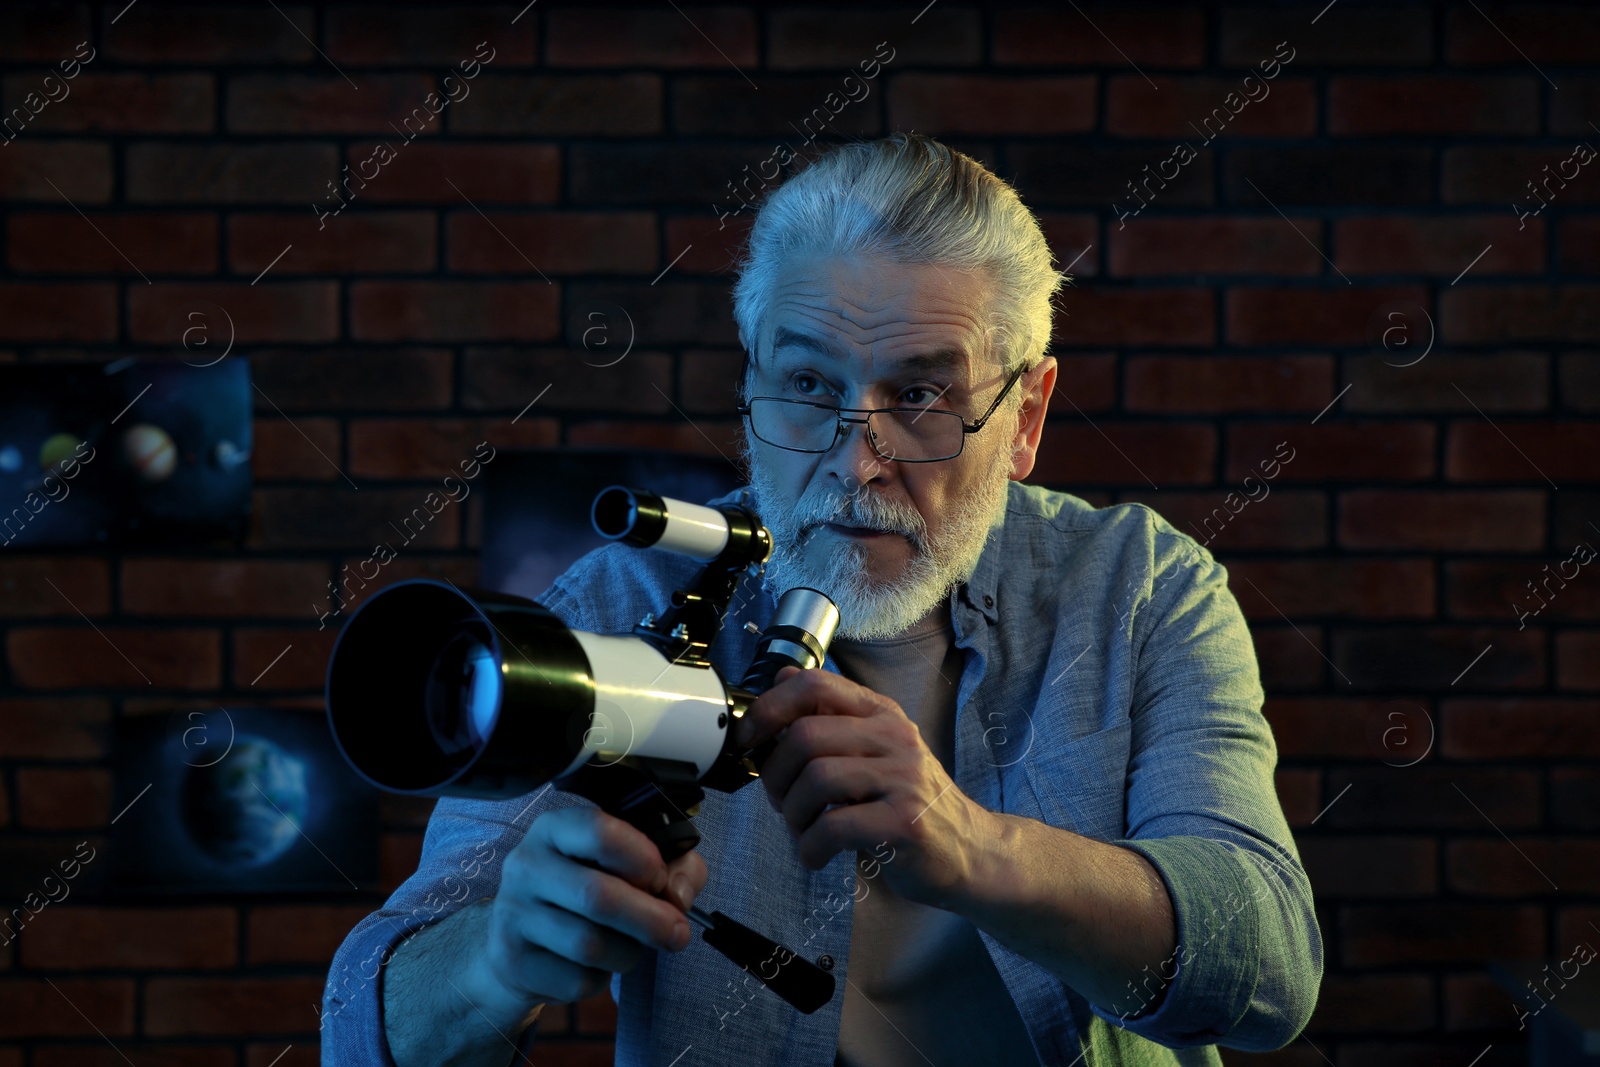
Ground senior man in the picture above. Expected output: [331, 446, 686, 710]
[322, 132, 1322, 1066]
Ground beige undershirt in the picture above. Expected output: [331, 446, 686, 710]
[830, 596, 1042, 1067]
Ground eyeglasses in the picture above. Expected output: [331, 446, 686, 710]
[736, 361, 1028, 463]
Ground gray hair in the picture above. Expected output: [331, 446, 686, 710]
[730, 132, 1070, 414]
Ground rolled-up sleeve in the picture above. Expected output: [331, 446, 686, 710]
[1089, 518, 1323, 1050]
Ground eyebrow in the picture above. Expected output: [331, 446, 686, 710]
[766, 326, 970, 377]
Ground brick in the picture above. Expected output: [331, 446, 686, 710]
[233, 629, 339, 690]
[18, 906, 235, 969]
[1334, 1042, 1524, 1067]
[6, 628, 219, 689]
[446, 211, 657, 274]
[1, 73, 212, 133]
[251, 417, 342, 482]
[104, 4, 314, 63]
[461, 348, 673, 414]
[1447, 5, 1600, 64]
[1107, 76, 1314, 138]
[1560, 218, 1600, 275]
[889, 75, 1096, 135]
[1323, 768, 1541, 831]
[1441, 698, 1600, 758]
[0, 284, 116, 341]
[1334, 490, 1546, 552]
[1557, 906, 1600, 955]
[1309, 973, 1435, 1032]
[228, 74, 440, 135]
[1119, 489, 1328, 550]
[382, 831, 424, 893]
[569, 142, 768, 208]
[1227, 423, 1435, 482]
[1329, 76, 1537, 135]
[128, 283, 338, 344]
[0, 978, 134, 1038]
[769, 10, 978, 69]
[449, 75, 661, 135]
[995, 7, 1204, 67]
[680, 348, 746, 416]
[1032, 422, 1215, 487]
[331, 557, 478, 616]
[1449, 561, 1600, 622]
[1227, 286, 1430, 345]
[1552, 767, 1600, 829]
[1225, 147, 1434, 206]
[0, 5, 91, 61]
[15, 769, 110, 829]
[1444, 147, 1600, 205]
[1043, 352, 1116, 413]
[9, 212, 217, 274]
[247, 905, 374, 964]
[1449, 839, 1600, 895]
[326, 6, 535, 66]
[567, 420, 745, 464]
[0, 558, 110, 618]
[350, 281, 560, 342]
[1252, 625, 1328, 690]
[1335, 216, 1544, 276]
[664, 214, 753, 276]
[1447, 420, 1600, 481]
[230, 212, 436, 275]
[1013, 144, 1214, 207]
[1344, 903, 1544, 965]
[244, 1045, 316, 1067]
[144, 977, 327, 1036]
[565, 282, 739, 346]
[1301, 838, 1438, 898]
[250, 488, 461, 549]
[34, 1048, 233, 1067]
[1055, 289, 1214, 347]
[251, 348, 451, 410]
[1551, 78, 1600, 136]
[1110, 217, 1323, 277]
[1036, 214, 1098, 279]
[127, 142, 337, 204]
[672, 76, 881, 138]
[1220, 8, 1431, 65]
[575, 992, 617, 1034]
[1442, 972, 1518, 1033]
[547, 6, 753, 66]
[0, 140, 110, 201]
[1229, 560, 1435, 620]
[122, 560, 326, 618]
[1344, 352, 1549, 413]
[1275, 769, 1320, 826]
[380, 792, 439, 829]
[1330, 626, 1543, 690]
[0, 699, 109, 759]
[1126, 356, 1331, 412]
[345, 142, 559, 203]
[348, 418, 557, 479]
[1265, 697, 1433, 760]
[1554, 491, 1600, 547]
[1557, 632, 1600, 689]
[1442, 286, 1600, 343]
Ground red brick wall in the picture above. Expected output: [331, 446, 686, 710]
[0, 2, 1596, 1064]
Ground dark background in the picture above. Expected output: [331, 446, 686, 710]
[0, 1, 1597, 1064]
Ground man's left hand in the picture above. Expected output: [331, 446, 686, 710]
[732, 665, 999, 909]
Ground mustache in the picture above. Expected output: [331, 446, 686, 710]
[792, 489, 925, 544]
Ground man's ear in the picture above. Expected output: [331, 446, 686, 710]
[1009, 356, 1056, 481]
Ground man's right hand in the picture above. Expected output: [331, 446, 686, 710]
[476, 806, 709, 1008]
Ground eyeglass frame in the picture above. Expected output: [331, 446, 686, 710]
[735, 358, 1031, 463]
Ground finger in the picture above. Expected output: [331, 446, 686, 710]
[517, 899, 658, 973]
[534, 806, 671, 896]
[488, 933, 615, 1005]
[795, 800, 893, 872]
[663, 849, 708, 913]
[534, 854, 691, 952]
[737, 668, 886, 750]
[780, 756, 885, 838]
[759, 716, 895, 811]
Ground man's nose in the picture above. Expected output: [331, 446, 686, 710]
[828, 417, 889, 490]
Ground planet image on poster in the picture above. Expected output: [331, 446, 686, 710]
[180, 735, 309, 867]
[123, 423, 177, 482]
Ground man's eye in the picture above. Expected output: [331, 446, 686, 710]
[902, 385, 943, 408]
[791, 373, 828, 396]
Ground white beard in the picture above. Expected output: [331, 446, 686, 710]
[741, 437, 1013, 641]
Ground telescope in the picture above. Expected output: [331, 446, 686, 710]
[326, 486, 841, 1013]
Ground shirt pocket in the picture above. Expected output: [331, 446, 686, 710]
[1020, 717, 1132, 842]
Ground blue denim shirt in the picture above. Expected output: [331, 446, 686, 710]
[321, 480, 1322, 1065]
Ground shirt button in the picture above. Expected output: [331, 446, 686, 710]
[983, 594, 994, 608]
[818, 955, 835, 971]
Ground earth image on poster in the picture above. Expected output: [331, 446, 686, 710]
[180, 735, 309, 866]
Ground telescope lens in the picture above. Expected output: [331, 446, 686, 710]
[425, 629, 501, 760]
